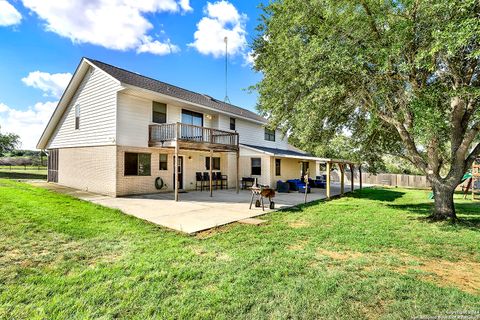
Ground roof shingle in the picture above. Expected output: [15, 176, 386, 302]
[87, 58, 266, 123]
[241, 144, 313, 157]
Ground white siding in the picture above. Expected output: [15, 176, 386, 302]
[117, 93, 151, 147]
[217, 114, 231, 131]
[48, 67, 121, 148]
[168, 104, 182, 123]
[117, 93, 215, 147]
[217, 114, 289, 149]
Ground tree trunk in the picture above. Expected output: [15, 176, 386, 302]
[431, 183, 457, 221]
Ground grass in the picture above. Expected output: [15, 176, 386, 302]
[0, 180, 478, 319]
[0, 166, 47, 170]
[0, 167, 47, 180]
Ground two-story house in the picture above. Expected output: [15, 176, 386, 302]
[37, 58, 322, 198]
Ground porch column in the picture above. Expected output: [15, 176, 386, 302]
[326, 161, 331, 198]
[340, 163, 345, 195]
[350, 163, 354, 192]
[236, 149, 240, 194]
[209, 149, 213, 197]
[359, 164, 363, 189]
[174, 141, 179, 202]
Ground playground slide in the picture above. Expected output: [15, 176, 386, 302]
[461, 172, 472, 182]
[428, 173, 472, 199]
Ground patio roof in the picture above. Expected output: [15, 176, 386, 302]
[240, 144, 354, 164]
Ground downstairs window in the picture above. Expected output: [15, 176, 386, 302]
[125, 152, 151, 176]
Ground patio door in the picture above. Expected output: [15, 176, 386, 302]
[173, 156, 184, 190]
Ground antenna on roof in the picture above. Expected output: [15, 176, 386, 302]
[224, 36, 231, 104]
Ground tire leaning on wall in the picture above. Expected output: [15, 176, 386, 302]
[155, 177, 164, 190]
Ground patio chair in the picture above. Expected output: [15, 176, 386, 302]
[298, 184, 311, 193]
[221, 174, 228, 189]
[286, 179, 302, 191]
[195, 172, 204, 191]
[276, 180, 290, 193]
[241, 177, 255, 189]
[215, 172, 228, 189]
[203, 172, 211, 189]
[212, 172, 219, 190]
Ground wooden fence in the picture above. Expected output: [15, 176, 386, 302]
[360, 173, 430, 189]
[328, 170, 430, 189]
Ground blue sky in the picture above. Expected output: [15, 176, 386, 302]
[0, 0, 264, 149]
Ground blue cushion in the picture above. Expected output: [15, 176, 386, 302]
[298, 185, 311, 193]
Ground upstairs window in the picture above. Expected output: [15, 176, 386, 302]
[152, 102, 167, 124]
[230, 117, 236, 130]
[124, 153, 151, 176]
[75, 104, 80, 130]
[251, 158, 261, 175]
[206, 157, 221, 170]
[264, 128, 275, 141]
[182, 109, 203, 126]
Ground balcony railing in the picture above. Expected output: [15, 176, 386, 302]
[149, 123, 239, 149]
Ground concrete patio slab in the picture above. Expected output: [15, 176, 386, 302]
[30, 181, 360, 234]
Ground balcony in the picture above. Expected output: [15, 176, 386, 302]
[149, 123, 239, 151]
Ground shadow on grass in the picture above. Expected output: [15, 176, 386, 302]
[348, 187, 406, 202]
[387, 202, 480, 231]
[279, 188, 406, 214]
[0, 172, 47, 180]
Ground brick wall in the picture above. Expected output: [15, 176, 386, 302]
[58, 146, 117, 196]
[116, 146, 237, 196]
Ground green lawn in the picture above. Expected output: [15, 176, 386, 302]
[0, 168, 47, 180]
[0, 179, 478, 319]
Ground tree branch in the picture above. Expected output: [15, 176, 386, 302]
[360, 1, 381, 40]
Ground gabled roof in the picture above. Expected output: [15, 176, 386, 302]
[37, 57, 269, 149]
[36, 58, 110, 149]
[87, 59, 267, 123]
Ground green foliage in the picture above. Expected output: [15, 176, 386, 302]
[383, 155, 423, 175]
[0, 180, 479, 318]
[7, 150, 46, 157]
[252, 0, 480, 178]
[0, 126, 20, 156]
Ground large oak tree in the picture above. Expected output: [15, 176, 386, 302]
[252, 0, 479, 220]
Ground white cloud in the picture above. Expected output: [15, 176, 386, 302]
[0, 101, 57, 150]
[243, 50, 255, 66]
[21, 0, 190, 53]
[178, 0, 192, 12]
[22, 71, 72, 98]
[136, 36, 180, 55]
[0, 103, 9, 112]
[189, 1, 247, 58]
[0, 0, 22, 26]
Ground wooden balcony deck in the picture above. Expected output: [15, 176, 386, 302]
[149, 123, 239, 152]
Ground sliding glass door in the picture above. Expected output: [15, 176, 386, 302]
[181, 109, 204, 140]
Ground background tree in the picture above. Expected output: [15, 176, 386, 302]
[252, 0, 479, 220]
[0, 126, 20, 156]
